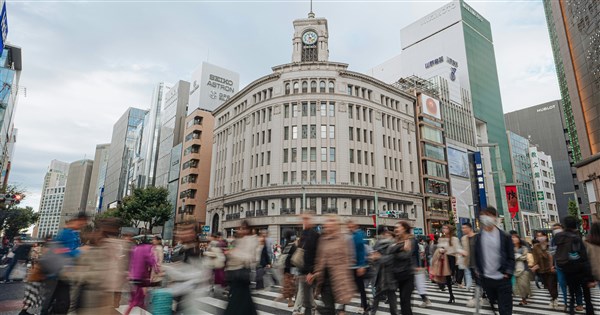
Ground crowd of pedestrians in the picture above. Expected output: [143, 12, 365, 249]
[1, 206, 600, 315]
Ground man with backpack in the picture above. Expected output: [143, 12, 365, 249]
[554, 216, 596, 315]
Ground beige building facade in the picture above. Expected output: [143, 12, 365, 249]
[60, 159, 94, 227]
[206, 12, 423, 241]
[176, 109, 215, 228]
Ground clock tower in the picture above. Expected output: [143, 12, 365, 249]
[292, 8, 329, 63]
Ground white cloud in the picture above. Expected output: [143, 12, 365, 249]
[5, 0, 560, 213]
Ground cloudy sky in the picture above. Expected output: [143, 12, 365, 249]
[7, 0, 559, 211]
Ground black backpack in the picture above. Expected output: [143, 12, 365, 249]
[555, 232, 586, 271]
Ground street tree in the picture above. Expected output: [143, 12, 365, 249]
[119, 186, 172, 233]
[1, 206, 39, 240]
[567, 199, 582, 226]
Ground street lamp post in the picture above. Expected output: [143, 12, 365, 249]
[476, 143, 511, 231]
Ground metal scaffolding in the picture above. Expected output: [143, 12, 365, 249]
[392, 75, 439, 98]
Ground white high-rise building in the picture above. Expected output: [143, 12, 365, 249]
[35, 160, 69, 238]
[529, 146, 559, 226]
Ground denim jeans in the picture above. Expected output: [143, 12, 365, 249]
[556, 267, 582, 305]
[464, 268, 473, 290]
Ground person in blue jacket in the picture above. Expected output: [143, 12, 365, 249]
[347, 220, 369, 314]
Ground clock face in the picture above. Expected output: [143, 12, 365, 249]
[302, 31, 318, 45]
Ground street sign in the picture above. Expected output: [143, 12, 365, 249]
[202, 225, 210, 232]
[413, 227, 424, 235]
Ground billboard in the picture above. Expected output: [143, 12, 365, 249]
[420, 94, 441, 119]
[0, 1, 7, 54]
[448, 147, 469, 178]
[472, 152, 487, 211]
[505, 185, 519, 218]
[188, 62, 239, 114]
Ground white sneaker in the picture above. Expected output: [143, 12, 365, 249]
[466, 298, 476, 308]
[419, 299, 432, 308]
[481, 298, 490, 306]
[550, 299, 558, 309]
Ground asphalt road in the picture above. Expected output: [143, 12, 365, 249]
[0, 264, 25, 315]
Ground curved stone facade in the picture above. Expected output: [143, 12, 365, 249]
[207, 61, 423, 240]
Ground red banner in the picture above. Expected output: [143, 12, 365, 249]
[505, 185, 519, 218]
[582, 215, 590, 231]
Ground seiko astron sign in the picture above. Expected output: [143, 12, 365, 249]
[188, 62, 240, 114]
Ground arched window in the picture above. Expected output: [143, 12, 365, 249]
[293, 82, 299, 94]
[311, 81, 317, 93]
[302, 81, 308, 93]
[285, 83, 290, 95]
[320, 81, 326, 93]
[328, 81, 335, 93]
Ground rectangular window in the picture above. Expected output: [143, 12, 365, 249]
[321, 102, 327, 116]
[348, 105, 353, 119]
[420, 126, 443, 143]
[284, 127, 289, 140]
[357, 150, 362, 164]
[292, 103, 298, 117]
[291, 171, 297, 184]
[268, 130, 272, 143]
[350, 172, 355, 185]
[349, 127, 354, 140]
[310, 102, 317, 116]
[292, 126, 298, 139]
[267, 151, 271, 165]
[310, 125, 317, 139]
[329, 102, 335, 117]
[423, 160, 446, 178]
[423, 143, 445, 160]
[302, 102, 308, 116]
[329, 125, 335, 139]
[349, 149, 354, 163]
[291, 148, 297, 162]
[329, 171, 336, 184]
[310, 170, 317, 184]
[321, 125, 327, 138]
[302, 171, 307, 184]
[330, 148, 336, 162]
[321, 147, 327, 161]
[356, 128, 361, 142]
[302, 148, 308, 162]
[302, 125, 308, 139]
[321, 171, 327, 184]
[310, 147, 317, 162]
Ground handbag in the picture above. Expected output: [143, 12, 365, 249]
[291, 247, 304, 269]
[39, 243, 72, 277]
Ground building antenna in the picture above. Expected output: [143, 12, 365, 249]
[308, 0, 315, 18]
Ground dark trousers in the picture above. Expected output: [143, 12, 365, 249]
[371, 290, 397, 315]
[354, 270, 369, 310]
[540, 272, 558, 300]
[224, 272, 257, 315]
[565, 272, 595, 315]
[40, 279, 71, 315]
[2, 258, 17, 280]
[396, 275, 414, 315]
[317, 279, 337, 315]
[481, 277, 512, 315]
[255, 267, 265, 290]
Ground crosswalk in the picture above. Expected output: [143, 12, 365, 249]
[193, 281, 600, 314]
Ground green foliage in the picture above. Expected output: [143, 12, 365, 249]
[117, 186, 172, 232]
[567, 199, 582, 225]
[1, 206, 39, 240]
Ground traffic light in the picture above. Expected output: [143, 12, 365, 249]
[13, 194, 22, 204]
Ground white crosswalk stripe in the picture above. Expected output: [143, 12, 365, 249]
[194, 281, 600, 314]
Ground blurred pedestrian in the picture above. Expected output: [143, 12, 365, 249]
[312, 215, 356, 315]
[100, 221, 130, 308]
[40, 212, 88, 315]
[532, 230, 560, 309]
[432, 224, 460, 303]
[2, 237, 31, 282]
[19, 241, 46, 315]
[460, 222, 474, 293]
[275, 230, 297, 307]
[584, 222, 600, 290]
[224, 220, 258, 315]
[255, 232, 270, 290]
[347, 220, 369, 314]
[124, 238, 159, 315]
[292, 212, 319, 315]
[473, 207, 514, 315]
[393, 221, 415, 315]
[555, 216, 595, 315]
[510, 231, 531, 305]
[553, 223, 583, 311]
[150, 235, 164, 287]
[370, 227, 397, 314]
[412, 235, 431, 308]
